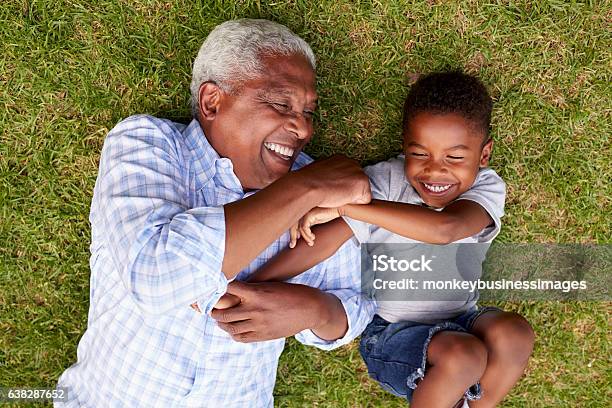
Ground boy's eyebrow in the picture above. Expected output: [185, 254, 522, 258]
[447, 144, 470, 150]
[405, 142, 471, 150]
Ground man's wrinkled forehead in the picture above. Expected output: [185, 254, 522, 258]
[259, 84, 318, 106]
[254, 55, 317, 99]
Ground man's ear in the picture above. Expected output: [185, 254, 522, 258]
[479, 138, 493, 167]
[198, 82, 222, 121]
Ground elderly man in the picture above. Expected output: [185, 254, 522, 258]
[56, 19, 374, 407]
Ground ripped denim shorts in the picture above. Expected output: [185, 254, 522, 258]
[359, 306, 500, 403]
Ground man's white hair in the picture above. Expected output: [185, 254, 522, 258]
[190, 19, 316, 118]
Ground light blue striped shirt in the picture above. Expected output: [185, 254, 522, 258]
[56, 115, 375, 407]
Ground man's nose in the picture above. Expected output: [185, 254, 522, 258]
[285, 113, 311, 140]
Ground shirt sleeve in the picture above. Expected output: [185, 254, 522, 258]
[293, 236, 376, 350]
[455, 168, 506, 242]
[93, 116, 228, 316]
[342, 218, 371, 244]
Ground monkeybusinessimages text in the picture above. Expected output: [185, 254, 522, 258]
[371, 254, 588, 293]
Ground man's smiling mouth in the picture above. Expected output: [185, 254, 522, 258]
[264, 142, 295, 160]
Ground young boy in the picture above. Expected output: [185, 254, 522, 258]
[216, 72, 534, 408]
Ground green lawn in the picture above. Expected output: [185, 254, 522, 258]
[1, 1, 610, 406]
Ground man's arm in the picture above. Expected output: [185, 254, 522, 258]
[222, 161, 369, 279]
[340, 199, 492, 244]
[222, 155, 370, 278]
[96, 117, 369, 315]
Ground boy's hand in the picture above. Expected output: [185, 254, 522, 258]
[289, 207, 341, 248]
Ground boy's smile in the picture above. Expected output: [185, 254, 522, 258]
[403, 112, 492, 208]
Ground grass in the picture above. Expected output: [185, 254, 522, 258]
[1, 0, 610, 406]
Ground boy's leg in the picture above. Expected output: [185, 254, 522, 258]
[468, 311, 535, 408]
[410, 331, 488, 408]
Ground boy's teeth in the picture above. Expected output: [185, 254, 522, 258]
[264, 142, 294, 159]
[424, 183, 452, 193]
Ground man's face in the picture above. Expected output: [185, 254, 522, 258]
[201, 53, 317, 190]
[403, 112, 492, 208]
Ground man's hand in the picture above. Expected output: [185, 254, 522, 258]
[190, 293, 241, 313]
[289, 207, 341, 248]
[213, 293, 242, 309]
[295, 155, 371, 209]
[210, 281, 341, 343]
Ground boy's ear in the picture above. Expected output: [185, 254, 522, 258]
[198, 82, 222, 121]
[479, 138, 493, 167]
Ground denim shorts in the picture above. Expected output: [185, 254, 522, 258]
[359, 306, 500, 403]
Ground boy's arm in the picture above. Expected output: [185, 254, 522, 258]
[248, 218, 354, 282]
[209, 219, 353, 311]
[341, 199, 492, 244]
[204, 217, 342, 311]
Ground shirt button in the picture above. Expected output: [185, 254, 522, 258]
[218, 159, 232, 169]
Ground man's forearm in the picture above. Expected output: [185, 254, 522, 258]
[220, 154, 371, 279]
[222, 172, 321, 279]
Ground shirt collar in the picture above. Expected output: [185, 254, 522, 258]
[182, 119, 242, 193]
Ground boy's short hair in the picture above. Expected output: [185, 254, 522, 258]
[403, 71, 492, 138]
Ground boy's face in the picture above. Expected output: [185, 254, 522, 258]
[403, 112, 492, 208]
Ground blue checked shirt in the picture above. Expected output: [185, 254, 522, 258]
[56, 115, 375, 407]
